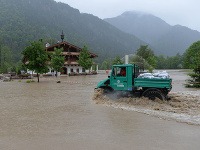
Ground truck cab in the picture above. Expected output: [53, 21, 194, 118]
[109, 64, 139, 91]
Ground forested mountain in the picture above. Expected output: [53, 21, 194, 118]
[151, 25, 200, 55]
[0, 0, 146, 63]
[105, 11, 200, 56]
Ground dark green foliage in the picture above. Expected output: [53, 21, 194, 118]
[22, 40, 49, 82]
[183, 41, 200, 88]
[101, 59, 112, 70]
[184, 41, 200, 69]
[130, 55, 147, 71]
[112, 56, 123, 65]
[188, 70, 200, 88]
[156, 53, 183, 69]
[0, 45, 13, 73]
[135, 45, 157, 72]
[100, 51, 184, 70]
[15, 61, 25, 75]
[78, 46, 93, 70]
[0, 0, 145, 64]
[51, 48, 65, 77]
[1, 0, 195, 68]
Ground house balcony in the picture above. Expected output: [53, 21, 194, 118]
[64, 61, 79, 65]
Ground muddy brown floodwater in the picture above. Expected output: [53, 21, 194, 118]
[0, 70, 200, 150]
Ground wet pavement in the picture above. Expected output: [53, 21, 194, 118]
[0, 70, 200, 150]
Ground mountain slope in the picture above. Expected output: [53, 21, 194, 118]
[105, 11, 171, 44]
[152, 25, 200, 55]
[104, 11, 200, 56]
[0, 0, 146, 62]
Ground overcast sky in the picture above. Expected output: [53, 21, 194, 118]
[55, 0, 200, 32]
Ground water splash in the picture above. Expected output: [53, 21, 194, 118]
[93, 89, 200, 125]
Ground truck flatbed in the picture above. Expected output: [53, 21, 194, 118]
[134, 78, 172, 89]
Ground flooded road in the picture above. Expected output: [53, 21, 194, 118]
[0, 70, 200, 150]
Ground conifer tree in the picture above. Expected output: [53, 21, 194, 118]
[112, 56, 123, 65]
[51, 48, 64, 77]
[78, 46, 93, 71]
[184, 41, 200, 88]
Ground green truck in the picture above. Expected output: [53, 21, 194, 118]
[96, 64, 172, 100]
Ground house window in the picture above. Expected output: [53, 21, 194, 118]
[77, 68, 79, 73]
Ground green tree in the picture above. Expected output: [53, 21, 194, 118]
[0, 45, 13, 73]
[22, 40, 49, 82]
[14, 61, 25, 75]
[101, 59, 111, 70]
[129, 55, 146, 71]
[78, 46, 93, 71]
[135, 45, 157, 72]
[183, 41, 200, 88]
[51, 48, 65, 77]
[112, 56, 123, 65]
[155, 55, 167, 69]
[156, 54, 183, 69]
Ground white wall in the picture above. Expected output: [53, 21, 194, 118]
[27, 65, 99, 76]
[67, 66, 83, 74]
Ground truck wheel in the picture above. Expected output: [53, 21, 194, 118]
[103, 87, 113, 94]
[142, 89, 165, 100]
